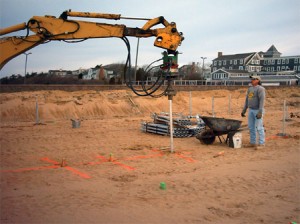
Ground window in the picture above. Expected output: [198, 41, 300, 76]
[213, 67, 217, 71]
[239, 66, 243, 70]
[271, 67, 274, 71]
[267, 67, 270, 72]
[282, 66, 285, 70]
[277, 59, 281, 64]
[286, 59, 289, 64]
[294, 58, 298, 64]
[282, 60, 285, 64]
[286, 66, 289, 70]
[277, 66, 281, 71]
[234, 60, 237, 65]
[298, 66, 300, 71]
[294, 66, 297, 71]
[214, 61, 217, 66]
[240, 59, 243, 64]
[218, 61, 222, 66]
[230, 60, 233, 64]
[229, 66, 233, 70]
[271, 59, 275, 65]
[264, 60, 267, 65]
[223, 60, 226, 65]
[267, 60, 270, 65]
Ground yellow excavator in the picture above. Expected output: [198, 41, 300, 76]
[0, 10, 184, 96]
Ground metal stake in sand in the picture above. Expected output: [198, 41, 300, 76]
[166, 86, 176, 153]
[169, 95, 174, 153]
[282, 99, 286, 135]
[277, 99, 287, 137]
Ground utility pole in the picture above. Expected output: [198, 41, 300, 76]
[24, 52, 32, 84]
[201, 56, 207, 79]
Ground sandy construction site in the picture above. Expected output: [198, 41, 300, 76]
[0, 87, 299, 223]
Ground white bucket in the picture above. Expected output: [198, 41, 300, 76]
[232, 132, 242, 148]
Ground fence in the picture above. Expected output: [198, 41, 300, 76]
[133, 79, 296, 86]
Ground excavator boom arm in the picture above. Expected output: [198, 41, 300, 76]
[0, 11, 183, 69]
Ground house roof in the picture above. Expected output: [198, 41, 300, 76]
[263, 45, 281, 58]
[211, 69, 249, 74]
[213, 52, 255, 61]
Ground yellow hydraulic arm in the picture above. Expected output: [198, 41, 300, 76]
[0, 10, 184, 69]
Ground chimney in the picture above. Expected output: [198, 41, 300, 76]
[218, 52, 223, 57]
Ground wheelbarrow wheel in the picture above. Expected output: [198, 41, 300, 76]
[196, 130, 216, 145]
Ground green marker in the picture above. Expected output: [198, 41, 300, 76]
[160, 182, 166, 190]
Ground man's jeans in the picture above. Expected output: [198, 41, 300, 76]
[248, 108, 265, 145]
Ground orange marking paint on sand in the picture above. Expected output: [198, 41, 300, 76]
[0, 165, 59, 173]
[111, 161, 136, 171]
[97, 155, 109, 162]
[40, 157, 60, 165]
[63, 166, 91, 179]
[151, 148, 196, 163]
[174, 153, 196, 163]
[78, 161, 105, 166]
[266, 135, 290, 141]
[96, 155, 136, 171]
[41, 157, 91, 179]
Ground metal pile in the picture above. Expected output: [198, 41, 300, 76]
[141, 112, 205, 138]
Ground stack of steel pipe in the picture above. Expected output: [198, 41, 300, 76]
[141, 112, 205, 138]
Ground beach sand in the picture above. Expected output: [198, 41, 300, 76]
[0, 87, 299, 223]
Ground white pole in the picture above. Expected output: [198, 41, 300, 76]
[282, 100, 286, 134]
[169, 99, 174, 153]
[189, 91, 192, 116]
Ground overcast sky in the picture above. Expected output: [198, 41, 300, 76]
[1, 0, 300, 77]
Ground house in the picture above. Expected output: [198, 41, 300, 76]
[82, 67, 100, 80]
[212, 45, 300, 76]
[81, 65, 117, 81]
[260, 45, 300, 73]
[210, 69, 249, 80]
[211, 52, 262, 73]
[48, 69, 72, 76]
[72, 68, 87, 78]
[179, 62, 209, 79]
[99, 67, 116, 80]
[209, 44, 300, 86]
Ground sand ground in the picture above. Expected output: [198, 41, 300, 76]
[0, 87, 299, 223]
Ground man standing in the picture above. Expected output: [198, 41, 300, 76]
[241, 75, 266, 149]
